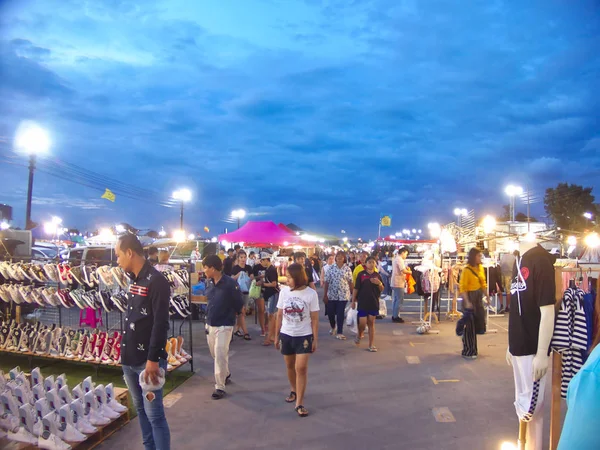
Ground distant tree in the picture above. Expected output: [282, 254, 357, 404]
[544, 183, 597, 231]
[499, 205, 536, 222]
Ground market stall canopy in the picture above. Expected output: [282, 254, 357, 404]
[381, 237, 438, 244]
[219, 221, 299, 247]
[278, 223, 297, 235]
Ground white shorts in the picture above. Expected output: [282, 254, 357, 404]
[511, 353, 547, 422]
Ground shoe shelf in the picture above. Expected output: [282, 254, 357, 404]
[0, 388, 130, 450]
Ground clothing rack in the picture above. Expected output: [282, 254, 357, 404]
[549, 269, 599, 450]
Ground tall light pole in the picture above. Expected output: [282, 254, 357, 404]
[15, 122, 51, 229]
[505, 185, 523, 223]
[172, 189, 192, 230]
[231, 209, 246, 229]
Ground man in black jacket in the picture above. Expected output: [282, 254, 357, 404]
[115, 234, 171, 450]
[203, 254, 244, 399]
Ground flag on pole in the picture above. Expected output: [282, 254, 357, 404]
[380, 215, 392, 227]
[101, 188, 116, 202]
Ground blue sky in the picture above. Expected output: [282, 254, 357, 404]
[0, 0, 599, 238]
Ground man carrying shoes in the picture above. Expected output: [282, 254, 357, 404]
[203, 254, 244, 400]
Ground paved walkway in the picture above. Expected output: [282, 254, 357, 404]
[98, 305, 553, 450]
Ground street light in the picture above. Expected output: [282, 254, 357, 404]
[15, 121, 51, 229]
[231, 209, 246, 229]
[172, 189, 192, 230]
[0, 221, 9, 230]
[585, 232, 600, 249]
[158, 228, 166, 237]
[482, 215, 496, 235]
[173, 229, 186, 243]
[43, 216, 63, 240]
[583, 212, 593, 220]
[505, 185, 523, 222]
[428, 222, 441, 238]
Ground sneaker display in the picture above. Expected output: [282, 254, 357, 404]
[111, 266, 128, 290]
[43, 264, 60, 283]
[57, 404, 86, 442]
[70, 399, 97, 434]
[0, 412, 20, 433]
[14, 386, 35, 407]
[17, 404, 38, 439]
[71, 385, 84, 401]
[94, 385, 120, 419]
[44, 376, 56, 394]
[1, 392, 20, 417]
[110, 291, 128, 312]
[38, 412, 72, 450]
[83, 391, 110, 426]
[32, 384, 45, 403]
[82, 377, 94, 394]
[105, 384, 127, 413]
[34, 398, 51, 424]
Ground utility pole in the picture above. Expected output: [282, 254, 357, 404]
[527, 186, 531, 232]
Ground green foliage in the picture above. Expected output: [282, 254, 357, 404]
[544, 183, 597, 231]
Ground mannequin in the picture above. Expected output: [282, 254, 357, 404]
[506, 239, 555, 450]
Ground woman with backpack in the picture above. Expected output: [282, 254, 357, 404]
[352, 256, 385, 352]
[231, 250, 254, 340]
[456, 248, 487, 359]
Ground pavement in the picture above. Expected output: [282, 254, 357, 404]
[97, 294, 554, 450]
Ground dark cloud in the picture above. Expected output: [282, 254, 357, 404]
[0, 0, 598, 235]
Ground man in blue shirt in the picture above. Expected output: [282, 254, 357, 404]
[203, 254, 244, 400]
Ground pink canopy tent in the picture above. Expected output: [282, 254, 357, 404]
[278, 223, 297, 235]
[219, 221, 299, 247]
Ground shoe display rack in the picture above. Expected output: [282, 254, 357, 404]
[0, 366, 130, 449]
[0, 258, 194, 373]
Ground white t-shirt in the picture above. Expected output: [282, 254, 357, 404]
[277, 286, 320, 337]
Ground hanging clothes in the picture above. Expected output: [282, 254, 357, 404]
[550, 287, 588, 398]
[582, 289, 595, 351]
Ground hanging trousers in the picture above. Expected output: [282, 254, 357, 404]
[462, 290, 485, 357]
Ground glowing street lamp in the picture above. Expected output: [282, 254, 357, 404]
[482, 215, 497, 235]
[428, 222, 441, 239]
[585, 232, 600, 249]
[0, 221, 9, 230]
[231, 209, 246, 229]
[173, 229, 186, 243]
[15, 121, 51, 229]
[172, 189, 192, 230]
[188, 233, 195, 240]
[505, 185, 523, 222]
[158, 228, 166, 237]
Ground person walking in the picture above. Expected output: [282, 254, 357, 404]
[115, 234, 171, 450]
[320, 254, 335, 289]
[352, 257, 384, 352]
[231, 250, 254, 341]
[293, 252, 316, 290]
[259, 253, 280, 346]
[223, 248, 235, 276]
[203, 255, 244, 399]
[391, 247, 411, 323]
[275, 263, 319, 417]
[377, 253, 391, 300]
[456, 248, 487, 359]
[323, 251, 353, 339]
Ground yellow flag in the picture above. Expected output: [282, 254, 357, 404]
[101, 188, 116, 202]
[380, 215, 392, 227]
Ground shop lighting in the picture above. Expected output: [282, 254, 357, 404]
[173, 229, 186, 243]
[427, 223, 441, 238]
[585, 232, 600, 249]
[158, 228, 166, 237]
[482, 215, 496, 234]
[115, 224, 126, 233]
[389, 235, 395, 239]
[188, 233, 195, 240]
[522, 231, 537, 243]
[222, 240, 229, 247]
[343, 237, 348, 242]
[500, 442, 517, 450]
[283, 241, 289, 247]
[583, 212, 593, 220]
[210, 237, 217, 243]
[567, 236, 577, 246]
[418, 229, 422, 233]
[99, 228, 114, 240]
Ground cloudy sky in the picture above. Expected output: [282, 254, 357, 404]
[1, 0, 599, 237]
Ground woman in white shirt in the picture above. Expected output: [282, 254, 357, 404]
[275, 263, 320, 417]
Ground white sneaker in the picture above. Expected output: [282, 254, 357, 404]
[105, 384, 127, 413]
[32, 384, 45, 402]
[329, 328, 336, 336]
[55, 374, 67, 392]
[34, 398, 51, 424]
[18, 404, 36, 435]
[1, 392, 20, 417]
[7, 425, 38, 444]
[70, 399, 97, 434]
[58, 386, 72, 406]
[0, 413, 20, 433]
[58, 404, 86, 442]
[44, 376, 55, 394]
[82, 377, 94, 394]
[14, 386, 34, 406]
[71, 384, 84, 401]
[94, 385, 120, 419]
[45, 389, 62, 412]
[83, 392, 110, 426]
[38, 413, 72, 450]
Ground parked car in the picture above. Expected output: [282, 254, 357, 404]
[64, 246, 116, 265]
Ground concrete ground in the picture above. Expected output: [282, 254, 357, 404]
[98, 294, 554, 450]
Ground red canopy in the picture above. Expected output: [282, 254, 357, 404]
[219, 221, 299, 247]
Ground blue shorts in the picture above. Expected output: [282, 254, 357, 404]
[267, 293, 279, 315]
[357, 310, 378, 318]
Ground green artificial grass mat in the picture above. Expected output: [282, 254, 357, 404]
[1, 353, 193, 418]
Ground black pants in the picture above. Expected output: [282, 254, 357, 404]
[326, 300, 347, 334]
[462, 291, 485, 357]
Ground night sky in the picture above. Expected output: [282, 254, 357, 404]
[1, 0, 599, 238]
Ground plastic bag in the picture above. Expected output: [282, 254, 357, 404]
[346, 308, 358, 335]
[379, 298, 387, 317]
[237, 271, 251, 292]
[249, 280, 262, 299]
